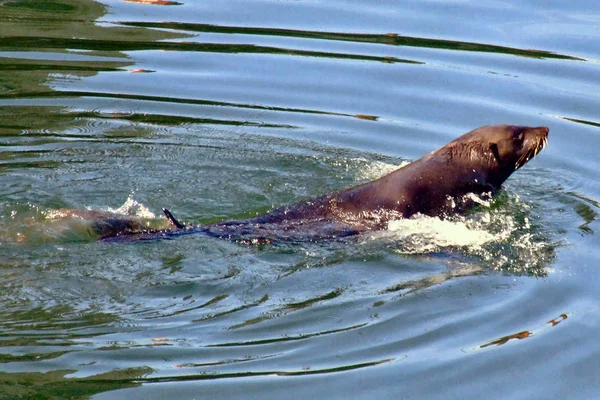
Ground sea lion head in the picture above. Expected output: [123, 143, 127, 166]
[444, 124, 549, 187]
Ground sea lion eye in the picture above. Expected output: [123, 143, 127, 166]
[513, 128, 524, 141]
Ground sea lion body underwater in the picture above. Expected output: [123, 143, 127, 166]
[98, 124, 549, 243]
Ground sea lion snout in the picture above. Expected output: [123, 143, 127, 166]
[524, 126, 549, 147]
[529, 126, 549, 138]
[527, 126, 549, 142]
[510, 125, 548, 171]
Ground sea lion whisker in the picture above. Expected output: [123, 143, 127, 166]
[516, 152, 528, 169]
[517, 146, 538, 169]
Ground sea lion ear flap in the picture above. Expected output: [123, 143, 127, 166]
[489, 143, 503, 165]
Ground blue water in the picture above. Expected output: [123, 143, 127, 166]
[1, 0, 599, 398]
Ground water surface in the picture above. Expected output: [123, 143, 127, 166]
[1, 0, 599, 398]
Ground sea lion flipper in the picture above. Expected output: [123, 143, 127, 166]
[162, 208, 185, 229]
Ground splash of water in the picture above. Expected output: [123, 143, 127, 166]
[106, 194, 157, 218]
[352, 159, 407, 181]
[1, 194, 161, 245]
[379, 204, 551, 274]
[385, 214, 505, 253]
[342, 157, 553, 275]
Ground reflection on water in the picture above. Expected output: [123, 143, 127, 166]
[0, 367, 151, 399]
[119, 21, 585, 61]
[479, 313, 568, 348]
[1, 0, 599, 398]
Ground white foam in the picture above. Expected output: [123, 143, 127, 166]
[384, 214, 506, 254]
[106, 194, 156, 219]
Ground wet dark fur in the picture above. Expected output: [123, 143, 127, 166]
[100, 124, 549, 243]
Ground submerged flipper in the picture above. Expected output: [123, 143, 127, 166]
[162, 208, 185, 229]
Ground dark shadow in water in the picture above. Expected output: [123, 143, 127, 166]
[0, 350, 70, 363]
[0, 37, 420, 65]
[382, 262, 485, 296]
[0, 304, 119, 331]
[0, 0, 184, 92]
[0, 0, 192, 141]
[571, 194, 599, 235]
[118, 22, 584, 61]
[0, 367, 152, 400]
[206, 322, 368, 347]
[559, 191, 599, 235]
[0, 92, 375, 126]
[192, 294, 270, 323]
[479, 313, 568, 348]
[227, 288, 345, 330]
[562, 117, 600, 129]
[0, 61, 122, 73]
[135, 358, 393, 381]
[124, 0, 182, 5]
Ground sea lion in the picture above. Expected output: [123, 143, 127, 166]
[99, 124, 549, 243]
